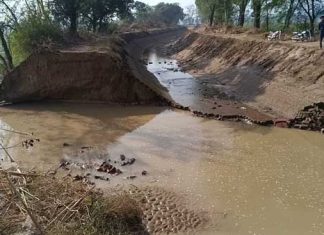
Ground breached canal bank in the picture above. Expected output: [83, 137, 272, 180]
[1, 28, 324, 234]
[2, 27, 322, 131]
[0, 28, 186, 105]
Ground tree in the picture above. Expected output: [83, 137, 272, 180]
[252, 0, 262, 28]
[0, 0, 19, 72]
[183, 4, 198, 25]
[298, 0, 323, 36]
[117, 0, 134, 21]
[133, 1, 152, 21]
[81, 0, 134, 32]
[234, 0, 250, 26]
[196, 0, 233, 26]
[50, 0, 83, 34]
[282, 0, 297, 30]
[81, 0, 114, 32]
[152, 3, 185, 26]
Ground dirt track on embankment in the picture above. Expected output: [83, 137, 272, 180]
[171, 30, 324, 119]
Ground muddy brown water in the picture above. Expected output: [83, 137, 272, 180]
[145, 50, 273, 123]
[0, 102, 324, 234]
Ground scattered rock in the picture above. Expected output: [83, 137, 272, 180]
[120, 154, 126, 161]
[142, 170, 148, 176]
[63, 143, 71, 147]
[121, 157, 136, 166]
[59, 160, 70, 170]
[22, 138, 40, 149]
[126, 176, 137, 180]
[291, 102, 324, 132]
[97, 162, 122, 175]
[81, 146, 92, 150]
[94, 175, 109, 181]
[73, 175, 86, 181]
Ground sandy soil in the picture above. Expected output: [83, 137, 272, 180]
[171, 29, 324, 119]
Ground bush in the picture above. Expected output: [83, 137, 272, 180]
[10, 14, 63, 65]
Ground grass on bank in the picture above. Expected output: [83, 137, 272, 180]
[0, 170, 146, 235]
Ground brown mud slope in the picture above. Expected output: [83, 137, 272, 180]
[173, 31, 324, 118]
[0, 29, 184, 104]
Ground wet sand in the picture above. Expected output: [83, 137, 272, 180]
[1, 103, 324, 234]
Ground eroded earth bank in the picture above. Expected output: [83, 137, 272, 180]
[170, 29, 324, 129]
[1, 28, 324, 235]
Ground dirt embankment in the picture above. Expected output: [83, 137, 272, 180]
[172, 31, 324, 118]
[0, 28, 185, 104]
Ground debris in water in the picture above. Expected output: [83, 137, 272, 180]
[59, 160, 70, 170]
[121, 157, 136, 166]
[22, 138, 40, 149]
[120, 154, 126, 161]
[94, 175, 109, 181]
[81, 146, 92, 150]
[126, 176, 137, 180]
[97, 162, 122, 175]
[73, 175, 86, 181]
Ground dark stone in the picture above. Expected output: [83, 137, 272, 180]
[120, 154, 126, 161]
[95, 175, 109, 181]
[127, 176, 137, 180]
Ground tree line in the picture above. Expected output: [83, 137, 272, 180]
[0, 0, 184, 73]
[196, 0, 324, 35]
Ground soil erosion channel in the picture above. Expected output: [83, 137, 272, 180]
[1, 31, 324, 235]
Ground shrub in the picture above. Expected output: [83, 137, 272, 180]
[10, 13, 63, 65]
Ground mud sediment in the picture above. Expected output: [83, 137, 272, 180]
[129, 186, 207, 234]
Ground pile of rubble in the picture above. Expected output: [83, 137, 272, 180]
[290, 102, 324, 132]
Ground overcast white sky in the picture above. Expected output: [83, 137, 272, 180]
[140, 0, 195, 8]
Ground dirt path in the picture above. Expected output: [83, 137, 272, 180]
[196, 27, 323, 49]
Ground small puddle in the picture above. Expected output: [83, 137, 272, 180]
[0, 102, 324, 234]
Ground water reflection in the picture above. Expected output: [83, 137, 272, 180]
[0, 103, 324, 234]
